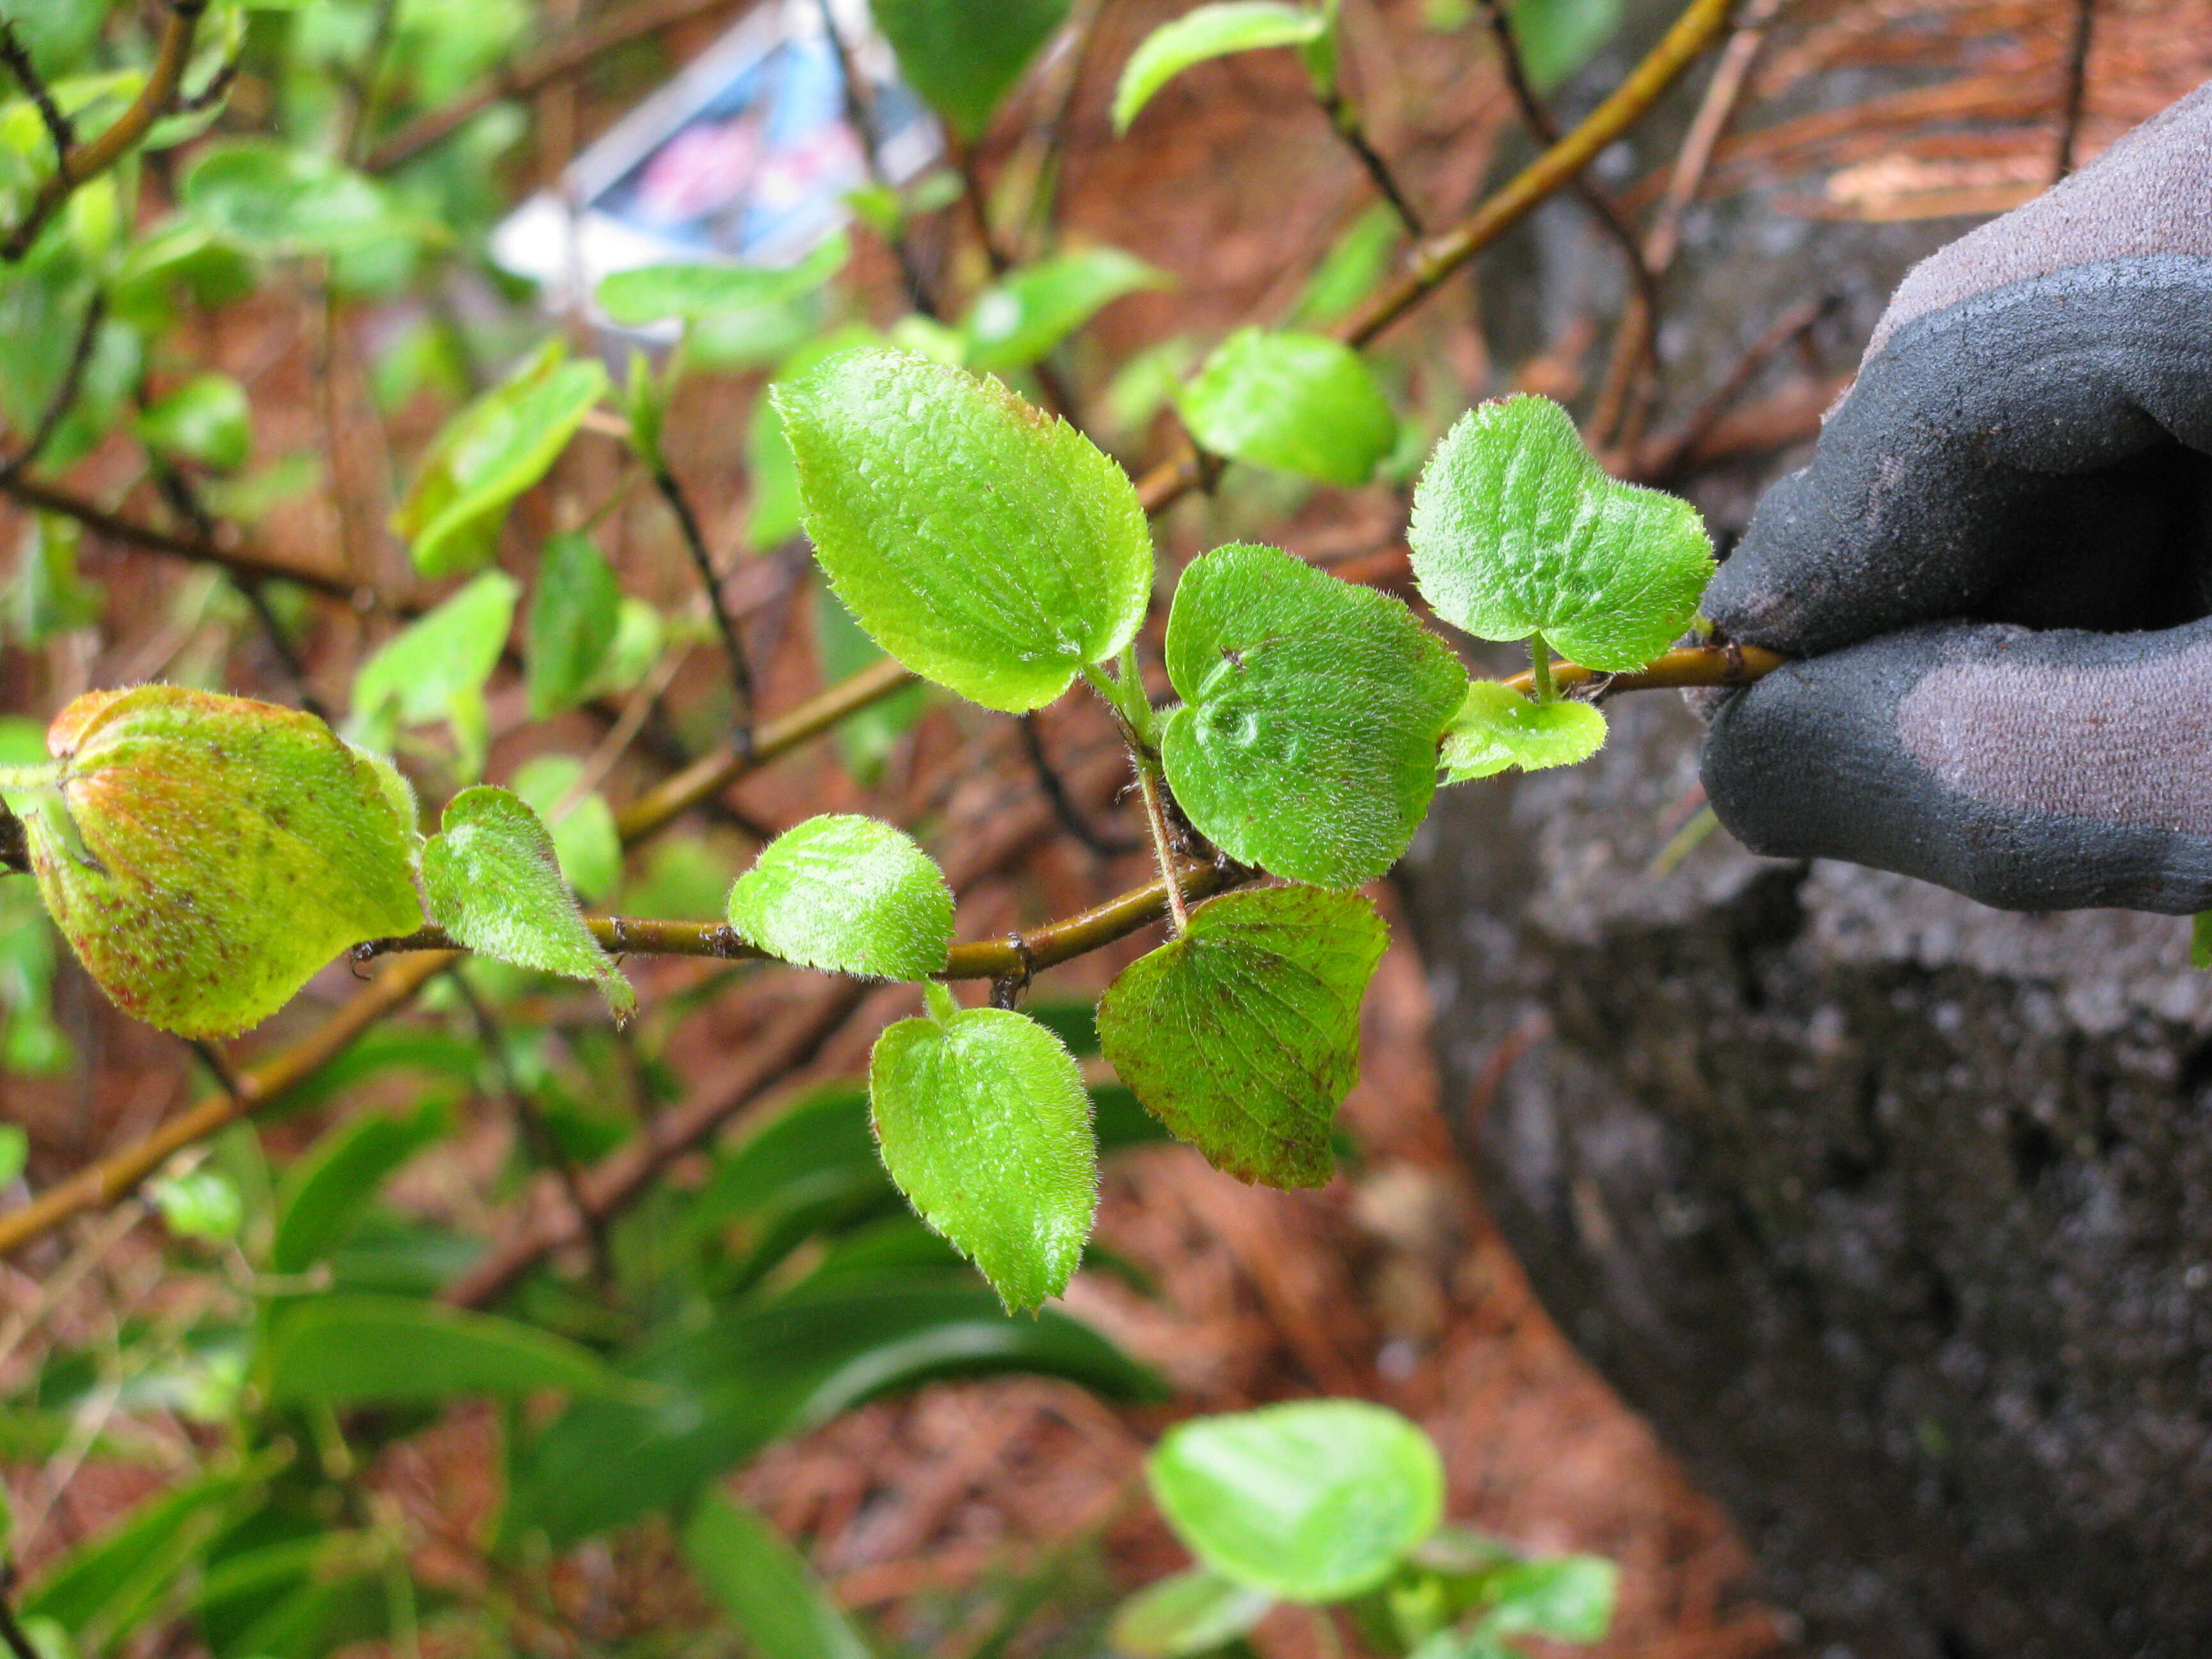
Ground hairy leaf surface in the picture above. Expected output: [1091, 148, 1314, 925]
[1439, 680, 1607, 780]
[1162, 543, 1463, 886]
[868, 990, 1096, 1311]
[774, 349, 1151, 712]
[1147, 1400, 1445, 1603]
[726, 814, 954, 981]
[1096, 886, 1384, 1187]
[1409, 394, 1711, 671]
[421, 786, 633, 1016]
[17, 687, 422, 1038]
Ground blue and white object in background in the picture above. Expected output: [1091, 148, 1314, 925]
[492, 0, 937, 314]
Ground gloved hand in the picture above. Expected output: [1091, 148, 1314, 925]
[1699, 81, 2212, 913]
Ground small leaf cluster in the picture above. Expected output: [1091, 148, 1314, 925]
[1115, 1400, 1617, 1659]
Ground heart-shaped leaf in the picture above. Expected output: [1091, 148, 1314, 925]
[726, 814, 954, 981]
[1146, 1400, 1445, 1603]
[1096, 886, 1384, 1187]
[14, 687, 423, 1038]
[1440, 680, 1607, 780]
[421, 786, 633, 1017]
[868, 986, 1097, 1311]
[774, 348, 1152, 712]
[1408, 394, 1711, 672]
[1161, 543, 1464, 888]
[1178, 328, 1396, 488]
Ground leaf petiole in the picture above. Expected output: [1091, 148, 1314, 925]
[1528, 632, 1556, 704]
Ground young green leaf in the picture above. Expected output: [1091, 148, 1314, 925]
[1439, 679, 1606, 781]
[962, 247, 1167, 372]
[148, 1169, 244, 1243]
[1096, 886, 1384, 1188]
[420, 786, 634, 1017]
[682, 1495, 874, 1659]
[525, 531, 622, 720]
[135, 374, 251, 472]
[774, 348, 1152, 712]
[509, 756, 624, 904]
[1109, 1569, 1274, 1659]
[596, 232, 850, 326]
[868, 988, 1097, 1312]
[726, 814, 954, 981]
[350, 570, 518, 773]
[184, 141, 395, 255]
[2193, 911, 2212, 971]
[392, 341, 609, 577]
[868, 0, 1070, 140]
[1479, 1555, 1617, 1642]
[1161, 543, 1464, 887]
[1178, 328, 1397, 487]
[0, 1123, 26, 1189]
[1114, 3, 1329, 132]
[263, 1294, 624, 1406]
[19, 686, 424, 1038]
[1408, 394, 1713, 672]
[1146, 1401, 1446, 1603]
[1506, 0, 1623, 92]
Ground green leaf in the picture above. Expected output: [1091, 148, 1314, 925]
[0, 1123, 24, 1188]
[868, 0, 1070, 140]
[1289, 204, 1401, 329]
[1439, 679, 1605, 780]
[263, 1294, 624, 1405]
[1147, 1401, 1445, 1603]
[184, 141, 396, 255]
[726, 814, 954, 980]
[1506, 0, 1622, 92]
[149, 1170, 243, 1242]
[2194, 912, 2212, 971]
[1109, 1569, 1274, 1658]
[1179, 328, 1396, 487]
[1160, 543, 1464, 887]
[421, 787, 634, 1016]
[815, 577, 927, 782]
[270, 1101, 449, 1275]
[393, 341, 609, 577]
[22, 1470, 246, 1636]
[1097, 886, 1383, 1188]
[510, 756, 625, 904]
[1479, 1555, 1617, 1642]
[527, 531, 622, 720]
[774, 348, 1153, 712]
[683, 1495, 874, 1659]
[1408, 394, 1713, 672]
[20, 687, 423, 1038]
[596, 234, 850, 325]
[963, 248, 1167, 372]
[136, 373, 251, 471]
[868, 991, 1097, 1311]
[1114, 3, 1329, 131]
[349, 569, 518, 763]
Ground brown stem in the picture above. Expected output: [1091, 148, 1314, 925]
[4, 1, 207, 262]
[0, 19, 76, 161]
[1318, 90, 1425, 236]
[652, 466, 755, 753]
[0, 291, 104, 483]
[2053, 0, 2096, 180]
[1022, 716, 1140, 858]
[1132, 753, 1189, 936]
[814, 0, 938, 318]
[1, 1566, 41, 1659]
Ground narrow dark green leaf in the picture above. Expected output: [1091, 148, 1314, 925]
[868, 990, 1097, 1311]
[1097, 887, 1384, 1188]
[270, 1100, 450, 1274]
[726, 814, 954, 980]
[1178, 328, 1395, 486]
[1113, 3, 1328, 132]
[420, 786, 634, 1016]
[526, 531, 622, 720]
[869, 0, 1070, 140]
[22, 1470, 247, 1635]
[1408, 394, 1712, 672]
[263, 1294, 623, 1405]
[684, 1495, 874, 1659]
[1161, 542, 1464, 886]
[1147, 1401, 1445, 1603]
[774, 348, 1153, 712]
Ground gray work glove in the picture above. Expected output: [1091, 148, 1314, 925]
[1699, 81, 2212, 913]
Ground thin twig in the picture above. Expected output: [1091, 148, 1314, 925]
[814, 0, 938, 317]
[651, 467, 755, 754]
[1022, 716, 1141, 857]
[451, 972, 615, 1287]
[0, 291, 104, 485]
[1318, 90, 1425, 236]
[0, 19, 76, 161]
[2053, 0, 2095, 179]
[4, 0, 209, 262]
[1, 1564, 42, 1659]
[1634, 294, 1834, 484]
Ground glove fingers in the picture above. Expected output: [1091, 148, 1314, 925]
[1701, 615, 2212, 913]
[1701, 259, 2212, 659]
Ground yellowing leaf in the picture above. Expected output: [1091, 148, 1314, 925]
[18, 687, 423, 1038]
